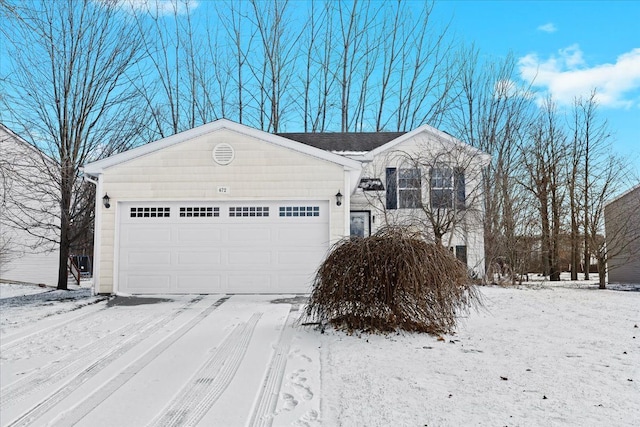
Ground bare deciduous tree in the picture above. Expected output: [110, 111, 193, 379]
[247, 0, 301, 132]
[519, 97, 567, 281]
[570, 92, 635, 288]
[449, 46, 535, 283]
[1, 0, 146, 289]
[217, 0, 254, 125]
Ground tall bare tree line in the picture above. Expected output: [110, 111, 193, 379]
[1, 0, 637, 289]
[450, 48, 637, 286]
[123, 0, 459, 135]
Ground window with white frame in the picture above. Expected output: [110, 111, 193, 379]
[386, 167, 421, 209]
[430, 166, 465, 209]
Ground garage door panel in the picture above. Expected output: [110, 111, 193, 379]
[176, 275, 222, 292]
[123, 227, 171, 245]
[228, 227, 271, 242]
[176, 251, 222, 265]
[228, 250, 271, 265]
[118, 201, 329, 294]
[277, 250, 323, 266]
[125, 250, 172, 266]
[177, 227, 221, 244]
[277, 226, 328, 244]
[125, 275, 171, 290]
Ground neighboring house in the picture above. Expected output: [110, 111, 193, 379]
[0, 124, 59, 285]
[83, 119, 489, 295]
[605, 184, 640, 284]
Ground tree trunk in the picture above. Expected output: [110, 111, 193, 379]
[540, 195, 551, 277]
[57, 165, 73, 290]
[57, 230, 70, 290]
[597, 257, 606, 289]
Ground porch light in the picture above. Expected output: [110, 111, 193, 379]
[102, 193, 111, 209]
[335, 191, 343, 206]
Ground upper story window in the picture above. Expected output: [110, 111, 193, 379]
[430, 166, 465, 210]
[386, 167, 421, 209]
[386, 165, 466, 210]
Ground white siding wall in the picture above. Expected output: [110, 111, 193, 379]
[1, 127, 60, 286]
[605, 186, 640, 284]
[96, 128, 348, 294]
[350, 132, 487, 275]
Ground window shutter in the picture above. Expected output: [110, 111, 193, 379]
[386, 168, 397, 210]
[454, 167, 465, 209]
[429, 167, 440, 209]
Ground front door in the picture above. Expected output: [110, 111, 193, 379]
[350, 211, 371, 237]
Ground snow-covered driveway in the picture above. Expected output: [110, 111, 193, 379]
[1, 293, 303, 427]
[2, 281, 639, 426]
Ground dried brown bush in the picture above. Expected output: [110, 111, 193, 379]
[302, 227, 479, 334]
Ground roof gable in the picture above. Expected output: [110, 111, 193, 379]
[605, 183, 640, 207]
[0, 123, 56, 163]
[83, 119, 361, 174]
[363, 124, 491, 165]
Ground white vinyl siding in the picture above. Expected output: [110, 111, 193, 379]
[95, 128, 348, 294]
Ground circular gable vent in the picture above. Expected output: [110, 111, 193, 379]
[212, 143, 235, 165]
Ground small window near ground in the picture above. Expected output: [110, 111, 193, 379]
[229, 206, 269, 217]
[179, 207, 219, 217]
[278, 206, 320, 217]
[130, 207, 170, 218]
[455, 245, 467, 266]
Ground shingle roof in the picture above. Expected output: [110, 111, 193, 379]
[277, 132, 406, 152]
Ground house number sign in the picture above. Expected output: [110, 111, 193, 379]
[217, 186, 230, 194]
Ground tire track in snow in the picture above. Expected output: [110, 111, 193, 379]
[2, 314, 161, 406]
[148, 312, 263, 427]
[1, 301, 108, 353]
[50, 296, 230, 427]
[248, 307, 298, 427]
[4, 296, 206, 427]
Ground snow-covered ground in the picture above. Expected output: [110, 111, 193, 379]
[1, 279, 638, 426]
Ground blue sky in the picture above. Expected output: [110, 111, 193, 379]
[432, 0, 640, 179]
[119, 0, 640, 177]
[4, 0, 638, 178]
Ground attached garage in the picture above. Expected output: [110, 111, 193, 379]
[83, 119, 361, 295]
[117, 201, 329, 294]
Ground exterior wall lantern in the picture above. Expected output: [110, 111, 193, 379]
[102, 193, 111, 209]
[335, 191, 343, 206]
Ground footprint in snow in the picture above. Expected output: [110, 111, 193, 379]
[293, 382, 314, 400]
[282, 393, 299, 411]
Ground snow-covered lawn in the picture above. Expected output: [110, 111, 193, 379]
[1, 280, 638, 426]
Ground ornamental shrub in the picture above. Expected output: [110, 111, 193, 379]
[303, 227, 479, 334]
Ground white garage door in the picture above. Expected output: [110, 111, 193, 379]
[117, 201, 330, 294]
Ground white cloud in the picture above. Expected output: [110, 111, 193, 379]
[105, 0, 199, 16]
[518, 46, 640, 108]
[537, 23, 557, 33]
